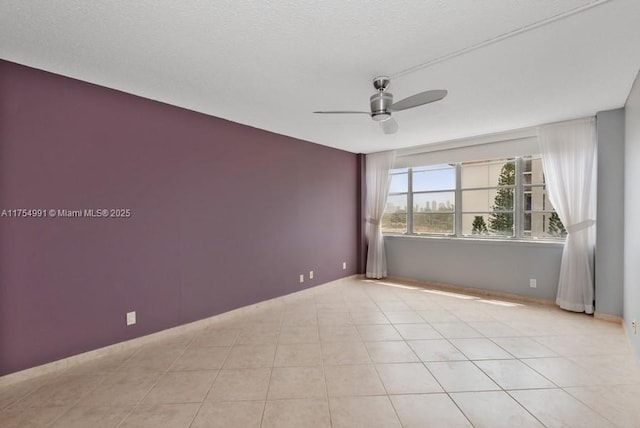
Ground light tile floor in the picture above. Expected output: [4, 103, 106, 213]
[1, 277, 640, 427]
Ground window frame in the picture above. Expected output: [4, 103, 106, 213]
[384, 169, 410, 235]
[411, 163, 457, 236]
[520, 155, 563, 238]
[382, 155, 565, 241]
[460, 158, 517, 238]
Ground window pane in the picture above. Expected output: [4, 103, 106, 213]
[462, 214, 490, 236]
[522, 155, 545, 185]
[413, 192, 455, 213]
[412, 164, 456, 191]
[462, 213, 514, 237]
[413, 213, 454, 234]
[389, 173, 408, 193]
[524, 212, 567, 239]
[462, 188, 514, 212]
[523, 185, 552, 211]
[382, 194, 407, 234]
[461, 158, 515, 189]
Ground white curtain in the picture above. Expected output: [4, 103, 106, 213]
[538, 118, 597, 313]
[365, 151, 396, 279]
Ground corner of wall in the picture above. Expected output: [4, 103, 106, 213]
[595, 108, 625, 318]
[357, 154, 367, 274]
[624, 69, 640, 359]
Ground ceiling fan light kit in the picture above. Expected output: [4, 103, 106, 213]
[314, 76, 447, 134]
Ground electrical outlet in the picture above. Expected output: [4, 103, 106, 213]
[529, 278, 537, 288]
[632, 320, 638, 335]
[309, 270, 314, 279]
[299, 274, 304, 283]
[126, 311, 136, 326]
[342, 262, 347, 270]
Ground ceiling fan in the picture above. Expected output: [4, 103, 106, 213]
[313, 76, 447, 134]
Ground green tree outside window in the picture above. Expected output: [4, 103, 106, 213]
[489, 162, 515, 234]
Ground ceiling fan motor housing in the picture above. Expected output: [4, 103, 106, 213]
[370, 92, 393, 121]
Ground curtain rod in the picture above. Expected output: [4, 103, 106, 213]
[393, 114, 595, 158]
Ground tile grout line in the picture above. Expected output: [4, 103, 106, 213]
[463, 348, 550, 427]
[405, 294, 552, 426]
[398, 295, 476, 428]
[40, 373, 111, 428]
[439, 310, 551, 426]
[2, 277, 639, 426]
[560, 386, 622, 427]
[61, 345, 140, 427]
[186, 328, 237, 428]
[316, 288, 336, 428]
[368, 287, 430, 427]
[115, 333, 196, 427]
[258, 302, 285, 427]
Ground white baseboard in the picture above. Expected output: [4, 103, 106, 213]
[385, 276, 624, 325]
[386, 275, 556, 306]
[0, 275, 357, 387]
[594, 311, 623, 324]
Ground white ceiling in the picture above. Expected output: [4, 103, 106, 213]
[1, 0, 639, 154]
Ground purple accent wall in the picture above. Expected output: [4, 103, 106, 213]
[0, 60, 359, 376]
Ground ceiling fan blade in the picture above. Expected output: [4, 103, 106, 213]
[313, 111, 370, 115]
[388, 89, 447, 112]
[380, 117, 398, 134]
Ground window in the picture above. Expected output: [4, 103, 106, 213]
[412, 164, 456, 235]
[461, 158, 515, 237]
[382, 164, 455, 236]
[382, 155, 565, 240]
[522, 155, 567, 239]
[382, 168, 408, 234]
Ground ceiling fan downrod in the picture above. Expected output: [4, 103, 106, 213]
[370, 76, 392, 121]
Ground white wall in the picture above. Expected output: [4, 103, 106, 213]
[625, 72, 640, 357]
[386, 112, 626, 313]
[386, 236, 563, 301]
[595, 109, 625, 317]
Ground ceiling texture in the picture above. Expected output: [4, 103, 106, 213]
[2, 0, 640, 154]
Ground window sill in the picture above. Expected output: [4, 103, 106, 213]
[383, 233, 565, 248]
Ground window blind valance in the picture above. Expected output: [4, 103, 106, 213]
[394, 136, 540, 168]
[393, 128, 539, 168]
